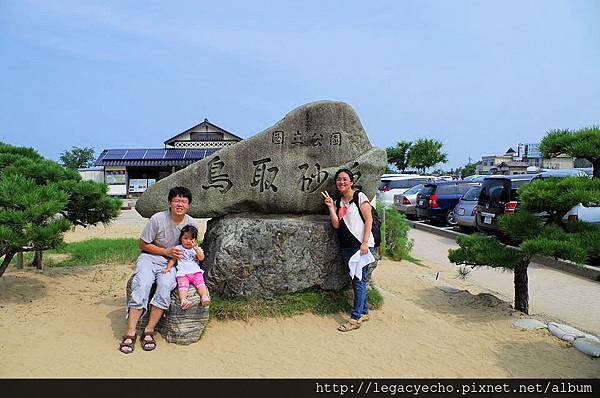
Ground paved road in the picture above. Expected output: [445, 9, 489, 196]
[409, 228, 600, 335]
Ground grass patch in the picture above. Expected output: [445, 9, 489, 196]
[404, 254, 425, 266]
[9, 238, 139, 268]
[366, 286, 384, 308]
[53, 238, 139, 266]
[210, 287, 383, 321]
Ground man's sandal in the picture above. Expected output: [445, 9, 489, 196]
[141, 331, 157, 351]
[359, 314, 369, 322]
[337, 319, 361, 332]
[119, 335, 137, 354]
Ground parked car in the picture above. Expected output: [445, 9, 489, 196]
[562, 203, 600, 225]
[462, 175, 488, 182]
[393, 184, 424, 219]
[380, 173, 415, 179]
[377, 175, 438, 207]
[535, 169, 589, 178]
[475, 174, 539, 235]
[453, 186, 482, 232]
[416, 180, 481, 225]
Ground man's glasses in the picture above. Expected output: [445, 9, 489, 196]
[171, 199, 189, 205]
[335, 178, 351, 182]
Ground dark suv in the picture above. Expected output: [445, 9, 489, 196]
[476, 174, 539, 234]
[416, 180, 480, 225]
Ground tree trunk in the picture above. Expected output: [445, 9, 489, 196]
[0, 250, 16, 279]
[16, 252, 24, 269]
[593, 159, 600, 179]
[513, 261, 529, 314]
[31, 250, 43, 270]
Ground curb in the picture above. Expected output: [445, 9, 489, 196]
[407, 220, 600, 283]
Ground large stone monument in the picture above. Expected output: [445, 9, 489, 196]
[137, 100, 387, 299]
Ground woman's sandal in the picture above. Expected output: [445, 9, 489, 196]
[119, 334, 137, 354]
[141, 331, 157, 351]
[337, 319, 361, 332]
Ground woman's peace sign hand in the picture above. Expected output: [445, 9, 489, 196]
[321, 191, 334, 209]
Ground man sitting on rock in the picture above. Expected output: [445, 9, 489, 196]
[119, 186, 198, 354]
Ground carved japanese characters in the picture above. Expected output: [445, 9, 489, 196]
[136, 100, 387, 218]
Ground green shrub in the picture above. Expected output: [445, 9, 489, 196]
[379, 206, 413, 261]
[518, 177, 600, 223]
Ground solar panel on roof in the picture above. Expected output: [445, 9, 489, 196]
[164, 149, 185, 159]
[184, 149, 206, 159]
[122, 150, 147, 160]
[102, 149, 127, 160]
[144, 149, 166, 159]
[204, 149, 218, 157]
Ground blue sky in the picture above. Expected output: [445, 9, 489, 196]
[1, 0, 599, 170]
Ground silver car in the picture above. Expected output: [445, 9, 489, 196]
[453, 186, 481, 231]
[377, 176, 438, 207]
[393, 184, 424, 219]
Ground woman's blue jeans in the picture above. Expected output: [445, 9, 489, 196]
[341, 247, 376, 321]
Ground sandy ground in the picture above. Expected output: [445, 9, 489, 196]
[409, 228, 600, 335]
[1, 211, 599, 378]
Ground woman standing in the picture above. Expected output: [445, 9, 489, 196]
[322, 168, 376, 332]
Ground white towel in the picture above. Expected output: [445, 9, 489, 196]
[348, 250, 375, 280]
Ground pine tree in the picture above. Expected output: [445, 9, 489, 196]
[0, 143, 122, 277]
[449, 177, 600, 314]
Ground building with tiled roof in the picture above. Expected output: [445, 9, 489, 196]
[92, 119, 242, 196]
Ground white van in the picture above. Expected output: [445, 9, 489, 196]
[376, 175, 440, 207]
[562, 203, 600, 225]
[535, 170, 599, 225]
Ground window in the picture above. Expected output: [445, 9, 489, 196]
[414, 178, 430, 185]
[421, 185, 435, 196]
[389, 180, 411, 189]
[105, 170, 126, 184]
[462, 187, 481, 201]
[404, 184, 424, 195]
[457, 184, 477, 194]
[480, 179, 509, 204]
[436, 185, 457, 195]
[190, 132, 223, 141]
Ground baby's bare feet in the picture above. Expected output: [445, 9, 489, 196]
[180, 298, 193, 310]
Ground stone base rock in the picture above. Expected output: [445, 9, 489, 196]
[202, 213, 377, 299]
[126, 276, 209, 345]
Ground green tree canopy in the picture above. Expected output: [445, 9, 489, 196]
[386, 141, 412, 172]
[60, 146, 96, 170]
[539, 126, 600, 178]
[518, 177, 600, 224]
[459, 162, 479, 177]
[408, 139, 447, 174]
[0, 142, 121, 277]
